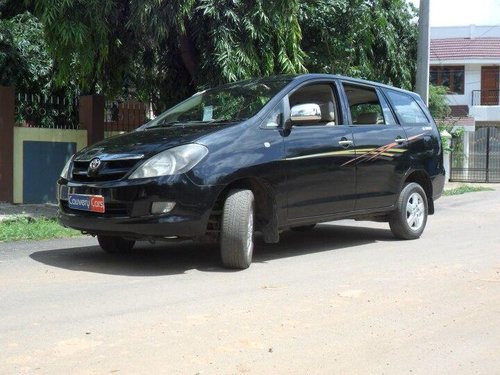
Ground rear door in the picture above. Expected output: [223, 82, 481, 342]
[339, 82, 410, 210]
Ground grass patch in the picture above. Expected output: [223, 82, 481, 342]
[0, 216, 80, 242]
[443, 185, 494, 196]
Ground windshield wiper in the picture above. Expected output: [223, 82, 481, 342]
[209, 118, 248, 123]
[151, 120, 181, 128]
[147, 118, 248, 129]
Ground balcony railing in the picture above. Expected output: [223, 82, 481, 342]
[472, 90, 500, 106]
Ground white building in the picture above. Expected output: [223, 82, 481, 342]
[430, 25, 500, 182]
[430, 25, 500, 124]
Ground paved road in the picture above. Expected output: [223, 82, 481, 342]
[1, 188, 499, 374]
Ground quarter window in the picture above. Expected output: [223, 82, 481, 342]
[385, 90, 429, 124]
[262, 101, 283, 128]
[429, 66, 464, 95]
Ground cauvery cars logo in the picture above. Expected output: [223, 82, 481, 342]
[68, 194, 105, 213]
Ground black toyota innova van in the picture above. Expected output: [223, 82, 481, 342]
[58, 74, 445, 269]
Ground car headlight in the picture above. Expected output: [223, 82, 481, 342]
[129, 144, 208, 179]
[60, 156, 74, 179]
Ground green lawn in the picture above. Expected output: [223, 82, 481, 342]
[0, 217, 80, 242]
[443, 185, 494, 196]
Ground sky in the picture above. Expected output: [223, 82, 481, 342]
[408, 0, 500, 27]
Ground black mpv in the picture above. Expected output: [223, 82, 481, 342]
[58, 74, 445, 269]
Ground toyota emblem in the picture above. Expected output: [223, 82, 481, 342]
[88, 158, 102, 172]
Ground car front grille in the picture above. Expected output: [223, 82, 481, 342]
[71, 158, 141, 182]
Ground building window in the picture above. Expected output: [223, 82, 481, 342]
[430, 66, 464, 95]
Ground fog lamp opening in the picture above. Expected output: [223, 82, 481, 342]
[151, 201, 176, 214]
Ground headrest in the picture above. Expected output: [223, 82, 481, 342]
[356, 112, 378, 124]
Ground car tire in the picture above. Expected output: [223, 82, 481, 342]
[97, 235, 135, 253]
[389, 182, 428, 240]
[220, 189, 255, 269]
[290, 224, 316, 232]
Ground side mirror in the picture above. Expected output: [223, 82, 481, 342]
[290, 103, 321, 123]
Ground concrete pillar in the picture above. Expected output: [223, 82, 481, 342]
[0, 86, 15, 203]
[79, 95, 105, 146]
[415, 0, 430, 105]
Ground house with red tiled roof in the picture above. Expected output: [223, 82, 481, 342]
[430, 25, 500, 183]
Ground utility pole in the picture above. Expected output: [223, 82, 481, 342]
[415, 0, 430, 105]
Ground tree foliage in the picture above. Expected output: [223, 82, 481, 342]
[31, 0, 306, 109]
[428, 84, 451, 121]
[0, 3, 79, 127]
[32, 0, 133, 95]
[428, 84, 464, 152]
[300, 0, 417, 90]
[0, 11, 51, 93]
[23, 0, 418, 112]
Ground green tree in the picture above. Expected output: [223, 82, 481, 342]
[299, 0, 418, 90]
[31, 0, 130, 95]
[0, 18, 29, 87]
[0, 8, 79, 127]
[428, 84, 464, 152]
[0, 0, 34, 18]
[428, 84, 451, 121]
[0, 12, 50, 92]
[0, 1, 38, 89]
[30, 0, 420, 111]
[32, 0, 306, 110]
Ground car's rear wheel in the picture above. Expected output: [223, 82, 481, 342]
[220, 189, 255, 269]
[389, 182, 428, 240]
[97, 235, 135, 253]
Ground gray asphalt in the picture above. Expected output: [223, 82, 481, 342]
[1, 187, 499, 374]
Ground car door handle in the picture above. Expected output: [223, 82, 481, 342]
[395, 137, 407, 144]
[339, 139, 353, 148]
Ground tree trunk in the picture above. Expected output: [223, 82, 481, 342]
[178, 32, 198, 85]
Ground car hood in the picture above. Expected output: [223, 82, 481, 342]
[74, 124, 227, 161]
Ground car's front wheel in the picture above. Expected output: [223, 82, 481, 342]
[220, 189, 255, 269]
[389, 182, 428, 240]
[97, 235, 135, 253]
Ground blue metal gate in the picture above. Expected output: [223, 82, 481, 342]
[23, 141, 76, 203]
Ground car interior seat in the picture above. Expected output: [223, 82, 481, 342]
[356, 112, 378, 124]
[319, 101, 336, 125]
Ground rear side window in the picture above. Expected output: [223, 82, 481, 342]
[342, 83, 396, 125]
[385, 90, 429, 124]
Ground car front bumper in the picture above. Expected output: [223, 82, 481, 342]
[57, 175, 220, 240]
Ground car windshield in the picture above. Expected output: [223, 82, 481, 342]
[145, 78, 290, 128]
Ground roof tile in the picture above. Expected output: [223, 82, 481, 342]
[430, 38, 500, 60]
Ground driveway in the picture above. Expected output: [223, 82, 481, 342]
[1, 187, 499, 374]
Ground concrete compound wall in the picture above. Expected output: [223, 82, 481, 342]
[13, 128, 87, 203]
[1, 86, 135, 204]
[12, 128, 126, 203]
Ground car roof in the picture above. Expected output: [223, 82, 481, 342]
[288, 73, 419, 97]
[201, 73, 422, 102]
